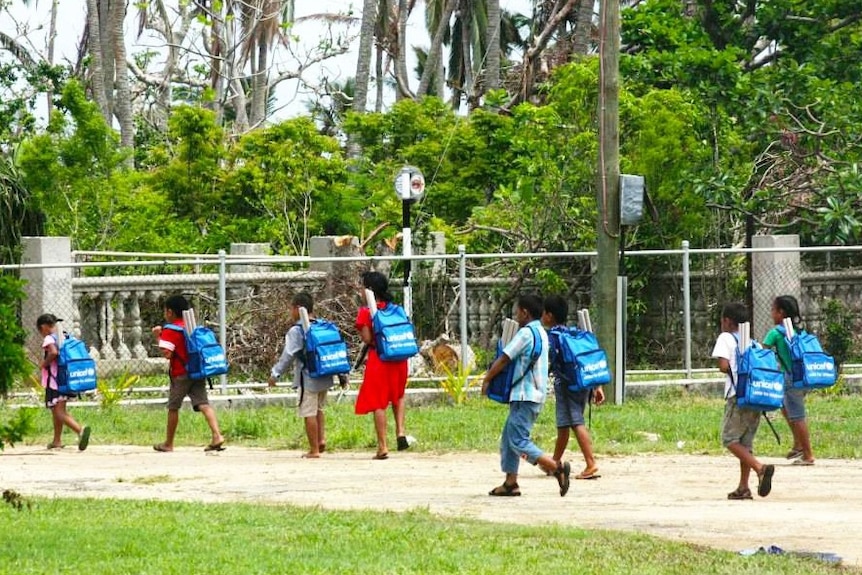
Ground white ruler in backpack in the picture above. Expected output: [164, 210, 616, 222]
[171, 308, 229, 380]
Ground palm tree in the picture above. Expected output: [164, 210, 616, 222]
[0, 152, 43, 266]
[353, 0, 378, 112]
[485, 0, 501, 91]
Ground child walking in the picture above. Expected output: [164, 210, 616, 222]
[711, 303, 775, 500]
[152, 295, 225, 453]
[268, 292, 338, 458]
[37, 314, 91, 451]
[543, 295, 604, 479]
[354, 271, 413, 459]
[482, 294, 572, 497]
[762, 295, 815, 465]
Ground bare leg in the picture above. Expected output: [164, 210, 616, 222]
[727, 443, 761, 489]
[53, 402, 82, 444]
[373, 409, 388, 457]
[790, 419, 814, 462]
[553, 427, 569, 463]
[317, 409, 326, 451]
[304, 416, 320, 457]
[163, 409, 180, 449]
[198, 404, 224, 445]
[572, 424, 597, 472]
[392, 397, 406, 437]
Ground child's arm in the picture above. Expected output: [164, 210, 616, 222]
[269, 327, 301, 386]
[41, 343, 58, 369]
[716, 358, 731, 374]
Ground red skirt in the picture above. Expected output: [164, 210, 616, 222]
[354, 348, 408, 414]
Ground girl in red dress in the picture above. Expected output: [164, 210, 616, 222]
[355, 271, 411, 459]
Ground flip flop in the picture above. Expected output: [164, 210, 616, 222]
[757, 464, 775, 497]
[575, 467, 600, 480]
[204, 442, 225, 452]
[372, 452, 389, 460]
[153, 443, 173, 452]
[791, 459, 814, 466]
[77, 426, 91, 451]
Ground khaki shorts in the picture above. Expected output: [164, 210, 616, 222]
[721, 398, 761, 449]
[298, 388, 327, 418]
[167, 376, 209, 411]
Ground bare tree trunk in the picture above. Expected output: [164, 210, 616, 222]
[417, 0, 457, 98]
[572, 0, 594, 55]
[459, 0, 474, 110]
[484, 0, 501, 91]
[111, 0, 134, 162]
[46, 0, 59, 117]
[375, 45, 385, 112]
[394, 0, 412, 99]
[85, 0, 109, 121]
[353, 0, 377, 113]
[250, 41, 269, 127]
[99, 0, 115, 118]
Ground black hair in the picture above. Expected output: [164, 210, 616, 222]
[518, 294, 544, 321]
[362, 271, 394, 303]
[543, 295, 568, 325]
[774, 295, 801, 327]
[164, 295, 190, 317]
[36, 313, 61, 328]
[720, 302, 748, 326]
[292, 292, 314, 313]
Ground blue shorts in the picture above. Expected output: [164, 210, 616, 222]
[555, 383, 588, 428]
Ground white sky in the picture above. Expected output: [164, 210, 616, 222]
[2, 0, 533, 123]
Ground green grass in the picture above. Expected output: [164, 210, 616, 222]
[8, 388, 862, 459]
[0, 498, 851, 575]
[3, 392, 860, 573]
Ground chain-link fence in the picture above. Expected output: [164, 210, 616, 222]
[6, 237, 862, 390]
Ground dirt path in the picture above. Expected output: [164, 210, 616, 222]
[2, 446, 859, 566]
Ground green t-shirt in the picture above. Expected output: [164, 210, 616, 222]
[763, 327, 792, 373]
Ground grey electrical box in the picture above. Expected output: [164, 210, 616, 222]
[620, 174, 645, 225]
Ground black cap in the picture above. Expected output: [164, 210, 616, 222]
[36, 314, 63, 327]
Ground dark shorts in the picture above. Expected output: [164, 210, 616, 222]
[555, 384, 589, 428]
[44, 386, 76, 409]
[167, 376, 209, 411]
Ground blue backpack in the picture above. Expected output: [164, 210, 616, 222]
[372, 303, 419, 362]
[733, 337, 784, 411]
[549, 326, 611, 392]
[486, 325, 542, 404]
[55, 334, 97, 395]
[302, 319, 350, 378]
[163, 324, 229, 380]
[776, 325, 836, 390]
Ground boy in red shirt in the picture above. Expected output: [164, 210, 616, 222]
[152, 295, 225, 452]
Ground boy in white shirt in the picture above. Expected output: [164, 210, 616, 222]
[711, 303, 775, 500]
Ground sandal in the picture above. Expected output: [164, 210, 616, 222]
[153, 443, 173, 452]
[791, 458, 814, 466]
[785, 448, 803, 460]
[489, 482, 521, 497]
[204, 441, 225, 452]
[46, 443, 64, 450]
[727, 487, 753, 500]
[372, 452, 389, 460]
[554, 461, 572, 497]
[757, 464, 775, 497]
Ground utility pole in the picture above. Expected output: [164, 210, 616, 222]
[595, 0, 621, 403]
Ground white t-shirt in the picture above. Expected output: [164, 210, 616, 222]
[710, 331, 738, 399]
